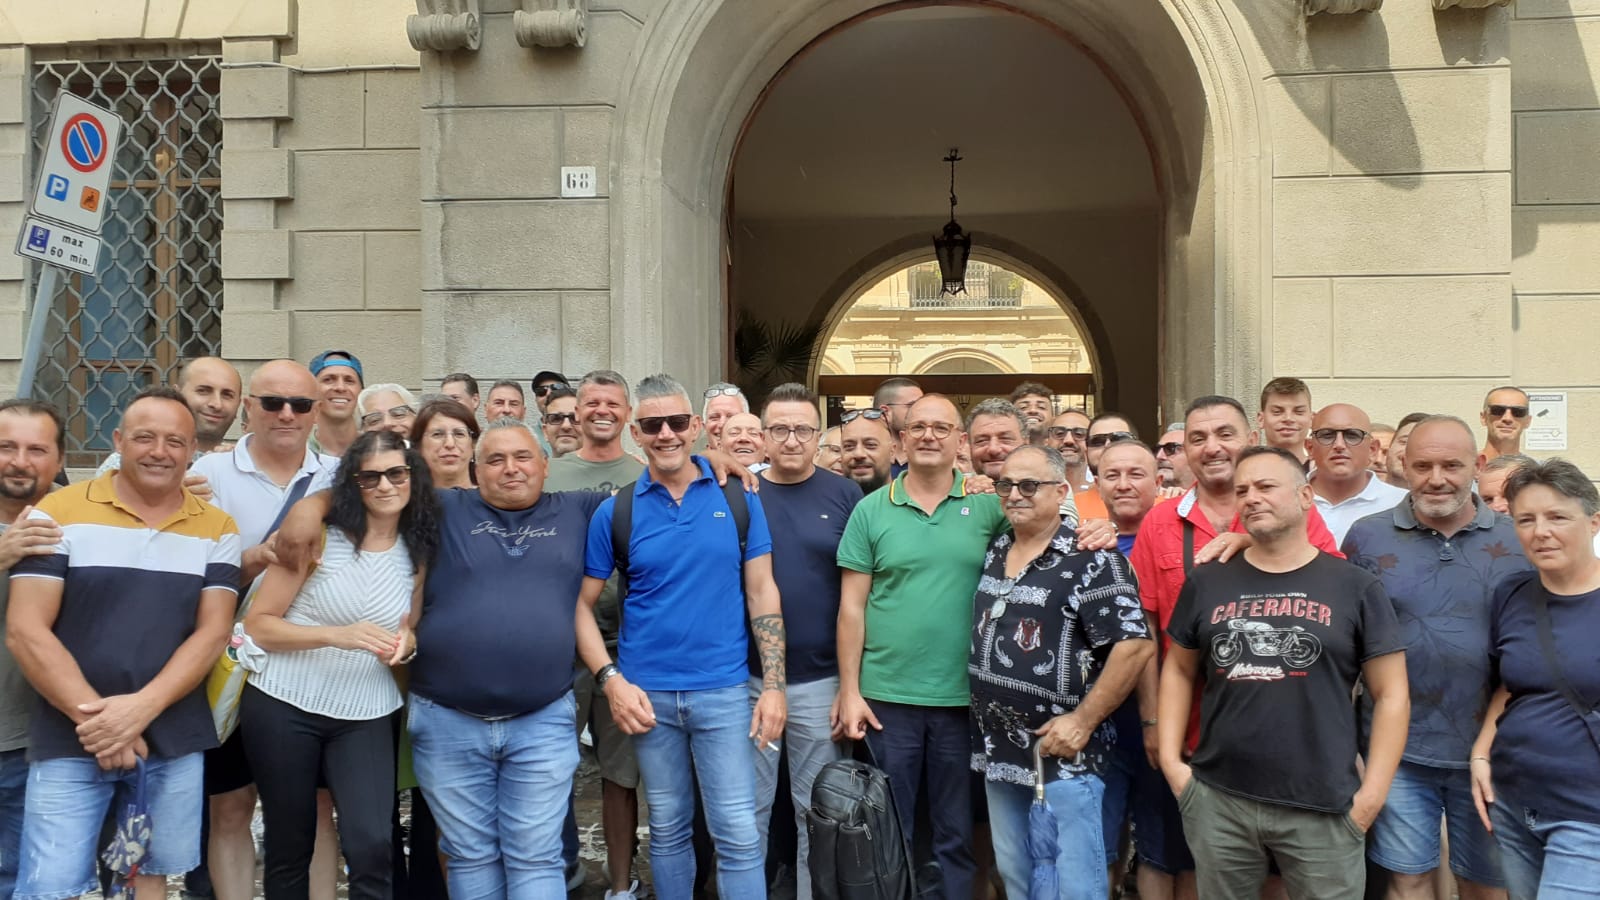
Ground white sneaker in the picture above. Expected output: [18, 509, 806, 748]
[605, 879, 642, 900]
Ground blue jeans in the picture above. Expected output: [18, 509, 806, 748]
[750, 676, 843, 900]
[987, 775, 1108, 900]
[1490, 797, 1600, 900]
[408, 691, 579, 900]
[634, 683, 764, 900]
[1368, 760, 1502, 885]
[0, 748, 28, 900]
[16, 752, 205, 900]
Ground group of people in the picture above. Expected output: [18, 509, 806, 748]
[0, 352, 1594, 900]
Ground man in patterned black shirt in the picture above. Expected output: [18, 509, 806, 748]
[969, 445, 1154, 900]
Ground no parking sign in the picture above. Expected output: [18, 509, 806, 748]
[28, 93, 122, 234]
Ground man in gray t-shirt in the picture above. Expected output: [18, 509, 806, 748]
[0, 399, 67, 899]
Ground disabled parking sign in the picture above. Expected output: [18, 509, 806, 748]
[28, 93, 122, 234]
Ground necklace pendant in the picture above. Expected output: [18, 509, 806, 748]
[990, 599, 1007, 619]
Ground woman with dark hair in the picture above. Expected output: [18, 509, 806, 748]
[241, 430, 441, 900]
[411, 398, 479, 489]
[1471, 458, 1600, 900]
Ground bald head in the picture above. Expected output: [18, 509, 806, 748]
[176, 356, 243, 449]
[249, 359, 317, 397]
[1307, 403, 1378, 488]
[1311, 403, 1371, 432]
[245, 359, 320, 454]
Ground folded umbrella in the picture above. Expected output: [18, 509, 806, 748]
[1029, 742, 1059, 900]
[102, 757, 152, 900]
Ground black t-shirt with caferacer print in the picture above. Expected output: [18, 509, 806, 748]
[1167, 552, 1403, 814]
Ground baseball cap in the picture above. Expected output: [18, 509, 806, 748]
[310, 350, 364, 384]
[531, 370, 568, 389]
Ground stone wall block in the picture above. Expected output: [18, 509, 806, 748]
[221, 309, 292, 359]
[422, 200, 607, 290]
[1513, 206, 1600, 292]
[422, 292, 560, 375]
[366, 232, 423, 309]
[221, 229, 294, 280]
[1516, 111, 1600, 204]
[278, 73, 364, 150]
[1265, 76, 1330, 177]
[364, 71, 422, 149]
[0, 73, 26, 125]
[0, 311, 21, 357]
[220, 148, 295, 199]
[422, 108, 559, 199]
[1273, 173, 1511, 276]
[279, 232, 364, 310]
[561, 292, 610, 373]
[1331, 276, 1512, 377]
[1510, 19, 1600, 111]
[0, 153, 23, 202]
[561, 107, 612, 194]
[278, 150, 422, 231]
[1271, 278, 1333, 376]
[292, 311, 423, 387]
[1514, 0, 1600, 16]
[220, 279, 278, 311]
[223, 197, 277, 232]
[219, 66, 294, 120]
[435, 11, 637, 107]
[1331, 68, 1510, 175]
[1514, 295, 1600, 385]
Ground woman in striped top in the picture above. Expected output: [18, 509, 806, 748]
[240, 430, 441, 900]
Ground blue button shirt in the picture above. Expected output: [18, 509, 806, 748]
[1342, 496, 1532, 768]
[585, 456, 773, 692]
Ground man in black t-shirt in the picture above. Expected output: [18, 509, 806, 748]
[1157, 446, 1409, 900]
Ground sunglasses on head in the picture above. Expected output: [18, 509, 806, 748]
[543, 412, 578, 426]
[1486, 404, 1529, 419]
[637, 414, 694, 435]
[1086, 431, 1136, 448]
[253, 394, 316, 415]
[1310, 427, 1369, 447]
[352, 465, 411, 490]
[532, 382, 569, 397]
[1156, 441, 1183, 457]
[841, 408, 886, 424]
[1048, 426, 1088, 441]
[994, 478, 1063, 498]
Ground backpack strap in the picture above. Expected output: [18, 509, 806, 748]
[1181, 518, 1196, 576]
[721, 478, 750, 564]
[611, 482, 637, 601]
[1530, 589, 1600, 757]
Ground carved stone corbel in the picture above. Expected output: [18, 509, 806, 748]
[1432, 0, 1510, 8]
[407, 0, 481, 52]
[515, 0, 588, 49]
[1302, 0, 1382, 13]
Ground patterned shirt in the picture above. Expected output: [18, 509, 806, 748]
[969, 522, 1149, 784]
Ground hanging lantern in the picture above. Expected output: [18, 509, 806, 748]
[932, 148, 973, 296]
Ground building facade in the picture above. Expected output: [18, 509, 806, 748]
[0, 0, 1594, 471]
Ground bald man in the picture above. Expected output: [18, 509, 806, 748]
[1306, 403, 1408, 544]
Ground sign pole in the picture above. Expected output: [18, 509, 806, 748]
[17, 264, 61, 400]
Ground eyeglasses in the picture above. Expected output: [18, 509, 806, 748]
[543, 412, 578, 426]
[1156, 441, 1183, 457]
[994, 478, 1064, 498]
[703, 386, 742, 399]
[360, 405, 416, 429]
[352, 465, 411, 490]
[1486, 404, 1529, 419]
[1048, 426, 1088, 441]
[253, 394, 316, 415]
[424, 427, 473, 443]
[766, 424, 818, 443]
[905, 422, 955, 440]
[1310, 427, 1369, 447]
[532, 382, 569, 398]
[841, 409, 885, 424]
[1086, 431, 1137, 449]
[637, 414, 693, 435]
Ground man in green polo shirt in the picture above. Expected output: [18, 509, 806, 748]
[835, 393, 1008, 900]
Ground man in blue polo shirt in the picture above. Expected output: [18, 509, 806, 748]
[578, 373, 787, 900]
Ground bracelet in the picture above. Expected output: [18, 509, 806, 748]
[1140, 719, 1158, 728]
[1471, 755, 1490, 763]
[398, 645, 418, 664]
[595, 663, 620, 687]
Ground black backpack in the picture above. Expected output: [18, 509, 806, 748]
[806, 758, 919, 900]
[609, 478, 749, 602]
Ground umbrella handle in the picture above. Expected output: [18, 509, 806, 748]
[133, 756, 147, 810]
[1033, 743, 1046, 802]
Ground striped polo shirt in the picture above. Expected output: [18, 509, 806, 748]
[10, 471, 242, 761]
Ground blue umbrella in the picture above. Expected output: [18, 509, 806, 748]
[102, 757, 152, 900]
[1029, 742, 1059, 899]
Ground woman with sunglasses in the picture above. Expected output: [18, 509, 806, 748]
[240, 431, 441, 900]
[412, 398, 480, 489]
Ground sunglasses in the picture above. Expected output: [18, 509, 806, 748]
[637, 414, 694, 435]
[1156, 441, 1184, 457]
[995, 478, 1063, 498]
[360, 405, 416, 429]
[1048, 426, 1089, 441]
[543, 412, 578, 426]
[1486, 404, 1529, 419]
[841, 408, 886, 424]
[766, 424, 818, 442]
[253, 394, 316, 415]
[352, 465, 411, 490]
[704, 386, 743, 399]
[1086, 431, 1137, 448]
[533, 382, 569, 398]
[1310, 427, 1370, 447]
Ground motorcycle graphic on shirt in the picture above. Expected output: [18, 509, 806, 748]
[1211, 618, 1323, 672]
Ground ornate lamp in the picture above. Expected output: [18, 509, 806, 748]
[932, 148, 972, 296]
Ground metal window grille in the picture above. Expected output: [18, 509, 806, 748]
[27, 54, 223, 468]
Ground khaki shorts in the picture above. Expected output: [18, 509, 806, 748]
[573, 667, 640, 789]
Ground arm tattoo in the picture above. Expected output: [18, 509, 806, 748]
[751, 613, 786, 691]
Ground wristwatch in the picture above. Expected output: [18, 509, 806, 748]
[595, 663, 620, 687]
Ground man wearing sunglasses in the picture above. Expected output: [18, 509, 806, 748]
[540, 389, 582, 459]
[1156, 422, 1194, 490]
[530, 370, 570, 417]
[1305, 404, 1408, 545]
[1079, 413, 1139, 522]
[1478, 386, 1531, 467]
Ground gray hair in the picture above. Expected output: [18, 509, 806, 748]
[478, 417, 544, 458]
[1007, 444, 1067, 481]
[578, 369, 631, 404]
[1483, 453, 1535, 476]
[488, 379, 524, 399]
[1504, 457, 1600, 516]
[965, 398, 1027, 438]
[701, 381, 748, 417]
[357, 383, 418, 413]
[639, 374, 695, 411]
[1413, 414, 1478, 445]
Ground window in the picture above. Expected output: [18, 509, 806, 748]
[28, 54, 223, 467]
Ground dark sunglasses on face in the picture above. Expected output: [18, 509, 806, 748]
[1310, 427, 1369, 447]
[995, 478, 1063, 498]
[533, 382, 570, 398]
[360, 405, 416, 429]
[1086, 431, 1137, 449]
[253, 394, 316, 415]
[543, 412, 578, 426]
[1486, 404, 1529, 419]
[353, 465, 411, 490]
[1156, 441, 1183, 457]
[840, 408, 886, 424]
[637, 414, 693, 435]
[1048, 426, 1089, 441]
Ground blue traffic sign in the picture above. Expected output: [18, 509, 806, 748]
[44, 175, 68, 201]
[26, 225, 49, 253]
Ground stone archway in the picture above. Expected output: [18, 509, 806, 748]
[609, 0, 1266, 420]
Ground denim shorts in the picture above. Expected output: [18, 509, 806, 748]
[1367, 760, 1503, 887]
[15, 752, 205, 900]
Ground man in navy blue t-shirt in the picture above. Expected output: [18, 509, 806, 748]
[578, 374, 787, 900]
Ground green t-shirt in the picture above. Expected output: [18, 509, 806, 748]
[836, 470, 1008, 707]
[545, 452, 645, 646]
